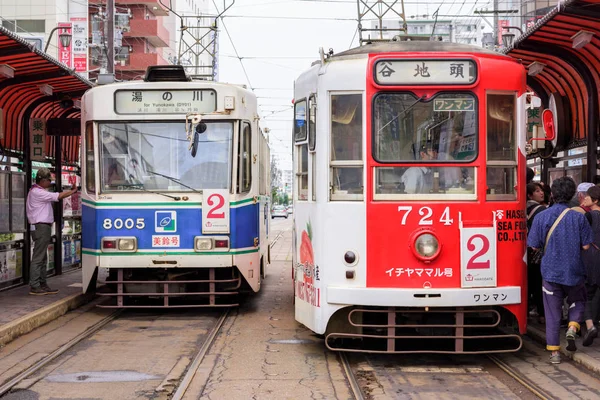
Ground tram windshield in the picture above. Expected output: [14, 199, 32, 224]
[99, 121, 233, 192]
[373, 93, 477, 162]
[372, 93, 477, 198]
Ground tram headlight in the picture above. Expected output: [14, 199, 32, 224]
[414, 233, 440, 259]
[118, 238, 137, 251]
[195, 237, 213, 251]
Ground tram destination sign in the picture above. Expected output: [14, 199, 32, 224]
[375, 59, 476, 85]
[115, 89, 217, 114]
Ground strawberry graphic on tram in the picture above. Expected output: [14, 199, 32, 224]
[291, 41, 544, 353]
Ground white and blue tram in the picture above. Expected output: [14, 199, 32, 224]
[80, 66, 271, 308]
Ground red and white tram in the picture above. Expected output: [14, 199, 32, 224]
[292, 41, 529, 353]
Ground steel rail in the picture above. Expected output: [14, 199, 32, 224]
[339, 352, 365, 400]
[0, 310, 121, 397]
[487, 354, 552, 400]
[171, 309, 230, 400]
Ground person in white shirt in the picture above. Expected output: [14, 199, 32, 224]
[401, 145, 437, 194]
[26, 168, 77, 296]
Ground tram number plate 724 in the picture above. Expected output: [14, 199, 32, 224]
[397, 206, 454, 226]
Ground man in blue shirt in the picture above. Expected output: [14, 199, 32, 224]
[528, 176, 593, 364]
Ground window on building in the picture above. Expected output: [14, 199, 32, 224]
[15, 20, 45, 33]
[330, 93, 363, 201]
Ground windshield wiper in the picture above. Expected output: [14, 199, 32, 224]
[378, 95, 427, 133]
[126, 174, 181, 201]
[145, 170, 202, 194]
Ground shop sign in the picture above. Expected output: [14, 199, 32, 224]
[57, 22, 73, 68]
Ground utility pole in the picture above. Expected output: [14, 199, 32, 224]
[107, 0, 115, 74]
[493, 0, 499, 46]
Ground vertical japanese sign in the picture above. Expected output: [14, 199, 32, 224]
[498, 20, 509, 46]
[57, 22, 73, 68]
[70, 17, 88, 75]
[527, 107, 541, 140]
[29, 118, 46, 161]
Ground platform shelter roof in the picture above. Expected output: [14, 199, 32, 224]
[0, 26, 93, 164]
[503, 0, 600, 147]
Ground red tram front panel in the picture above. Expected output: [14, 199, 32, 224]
[365, 52, 527, 332]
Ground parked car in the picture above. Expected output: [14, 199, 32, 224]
[272, 205, 288, 219]
[286, 205, 293, 215]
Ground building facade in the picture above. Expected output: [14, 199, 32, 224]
[1, 0, 212, 81]
[371, 18, 485, 46]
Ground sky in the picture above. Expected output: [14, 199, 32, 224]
[207, 0, 507, 171]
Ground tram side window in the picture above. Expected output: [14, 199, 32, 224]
[294, 99, 307, 142]
[85, 122, 95, 193]
[330, 93, 363, 201]
[308, 95, 316, 151]
[297, 144, 308, 201]
[259, 130, 267, 195]
[486, 93, 517, 200]
[237, 122, 252, 193]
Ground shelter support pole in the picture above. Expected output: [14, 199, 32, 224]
[22, 96, 53, 285]
[54, 133, 62, 275]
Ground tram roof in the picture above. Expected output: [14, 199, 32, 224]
[331, 41, 507, 59]
[0, 26, 93, 164]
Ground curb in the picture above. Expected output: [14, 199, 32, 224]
[0, 292, 94, 347]
[527, 324, 600, 374]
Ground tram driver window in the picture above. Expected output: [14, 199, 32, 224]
[486, 93, 517, 200]
[330, 93, 363, 200]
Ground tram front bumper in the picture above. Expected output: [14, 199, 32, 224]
[327, 286, 521, 307]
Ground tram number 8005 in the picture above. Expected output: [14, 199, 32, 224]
[103, 218, 146, 230]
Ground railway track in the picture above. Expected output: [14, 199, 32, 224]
[339, 352, 556, 400]
[171, 309, 230, 400]
[486, 354, 552, 400]
[0, 310, 122, 397]
[0, 308, 230, 399]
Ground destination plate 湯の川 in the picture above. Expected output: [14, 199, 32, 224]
[115, 89, 217, 114]
[375, 60, 476, 85]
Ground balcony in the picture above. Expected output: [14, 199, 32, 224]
[115, 53, 168, 72]
[125, 19, 170, 48]
[115, 0, 169, 16]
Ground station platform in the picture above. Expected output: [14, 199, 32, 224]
[0, 268, 100, 347]
[527, 318, 600, 374]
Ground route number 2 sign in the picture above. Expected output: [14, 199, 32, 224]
[460, 227, 497, 288]
[202, 190, 230, 234]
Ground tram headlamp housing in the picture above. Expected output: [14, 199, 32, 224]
[118, 238, 137, 251]
[101, 237, 137, 253]
[194, 236, 230, 252]
[410, 231, 441, 262]
[195, 238, 213, 251]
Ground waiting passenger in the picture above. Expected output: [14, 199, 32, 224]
[528, 176, 593, 364]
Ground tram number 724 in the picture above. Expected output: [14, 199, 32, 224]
[397, 206, 454, 226]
